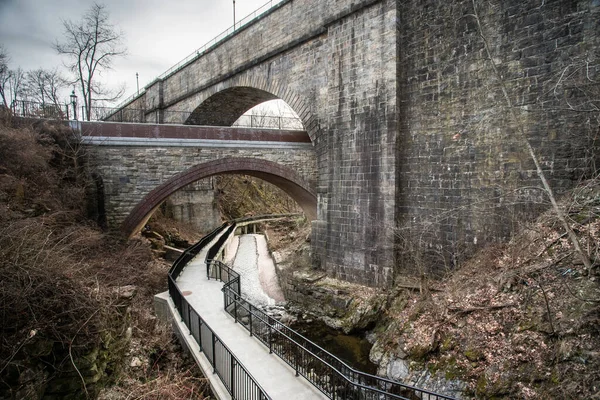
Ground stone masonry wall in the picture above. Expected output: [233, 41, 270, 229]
[396, 0, 600, 273]
[315, 0, 398, 286]
[164, 179, 221, 233]
[117, 0, 399, 287]
[86, 144, 316, 228]
[109, 0, 599, 286]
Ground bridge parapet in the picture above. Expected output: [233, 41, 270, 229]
[78, 120, 310, 143]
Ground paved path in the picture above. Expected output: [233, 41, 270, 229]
[175, 236, 327, 400]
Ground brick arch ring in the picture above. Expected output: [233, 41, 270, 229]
[121, 157, 317, 238]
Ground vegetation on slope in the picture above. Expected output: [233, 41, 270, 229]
[215, 175, 301, 220]
[0, 118, 209, 399]
[371, 180, 600, 399]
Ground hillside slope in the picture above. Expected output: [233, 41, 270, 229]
[370, 180, 600, 399]
[0, 118, 209, 399]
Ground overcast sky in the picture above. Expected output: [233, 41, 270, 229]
[0, 0, 273, 105]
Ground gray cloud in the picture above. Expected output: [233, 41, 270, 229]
[0, 0, 269, 104]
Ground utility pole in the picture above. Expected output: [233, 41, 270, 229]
[233, 0, 236, 30]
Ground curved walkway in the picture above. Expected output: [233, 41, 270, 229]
[173, 233, 327, 400]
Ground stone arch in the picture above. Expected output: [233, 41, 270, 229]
[121, 157, 317, 238]
[183, 76, 319, 143]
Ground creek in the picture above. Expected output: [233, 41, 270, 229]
[290, 319, 378, 375]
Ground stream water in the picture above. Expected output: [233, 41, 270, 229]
[290, 319, 378, 375]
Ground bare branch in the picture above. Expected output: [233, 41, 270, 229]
[55, 3, 126, 120]
[470, 0, 593, 272]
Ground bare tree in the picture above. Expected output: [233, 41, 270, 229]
[7, 68, 25, 108]
[234, 100, 304, 129]
[24, 68, 67, 107]
[0, 46, 9, 108]
[19, 68, 68, 118]
[0, 47, 26, 112]
[54, 3, 126, 121]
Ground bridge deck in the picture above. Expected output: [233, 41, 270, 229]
[175, 246, 327, 400]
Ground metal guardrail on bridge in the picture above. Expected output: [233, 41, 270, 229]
[9, 101, 304, 130]
[169, 223, 271, 400]
[168, 215, 457, 400]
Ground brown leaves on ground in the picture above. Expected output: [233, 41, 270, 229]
[383, 180, 600, 399]
[0, 120, 210, 399]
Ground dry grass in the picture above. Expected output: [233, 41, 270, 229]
[0, 119, 210, 399]
[380, 179, 600, 399]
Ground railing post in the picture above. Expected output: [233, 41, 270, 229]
[212, 332, 216, 373]
[234, 294, 238, 323]
[249, 304, 253, 337]
[198, 319, 203, 351]
[295, 345, 299, 377]
[332, 373, 336, 400]
[187, 302, 191, 326]
[230, 353, 236, 399]
[268, 317, 272, 354]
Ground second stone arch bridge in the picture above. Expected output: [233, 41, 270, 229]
[81, 120, 317, 239]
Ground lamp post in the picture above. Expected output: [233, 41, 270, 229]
[70, 90, 78, 121]
[136, 72, 139, 95]
[233, 0, 236, 30]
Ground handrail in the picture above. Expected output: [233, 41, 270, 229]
[211, 259, 455, 400]
[9, 100, 305, 130]
[169, 280, 270, 399]
[168, 223, 271, 400]
[169, 215, 456, 399]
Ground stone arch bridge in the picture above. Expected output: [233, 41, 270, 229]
[81, 120, 317, 235]
[100, 0, 599, 287]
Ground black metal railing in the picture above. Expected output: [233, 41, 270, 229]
[207, 259, 455, 400]
[168, 223, 271, 400]
[102, 108, 304, 130]
[10, 100, 69, 120]
[8, 100, 305, 130]
[170, 215, 456, 400]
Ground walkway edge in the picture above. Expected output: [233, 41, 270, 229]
[154, 291, 232, 400]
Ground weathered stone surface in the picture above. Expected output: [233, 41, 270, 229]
[163, 179, 220, 232]
[107, 0, 599, 287]
[85, 147, 317, 236]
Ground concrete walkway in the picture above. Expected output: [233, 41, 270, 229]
[174, 237, 327, 400]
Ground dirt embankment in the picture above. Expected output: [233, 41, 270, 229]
[0, 118, 210, 400]
[373, 187, 600, 399]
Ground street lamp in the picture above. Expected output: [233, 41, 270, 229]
[70, 90, 77, 121]
[233, 0, 236, 30]
[136, 72, 140, 95]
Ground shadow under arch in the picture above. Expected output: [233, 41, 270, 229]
[185, 87, 278, 127]
[121, 157, 317, 238]
[183, 82, 318, 144]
